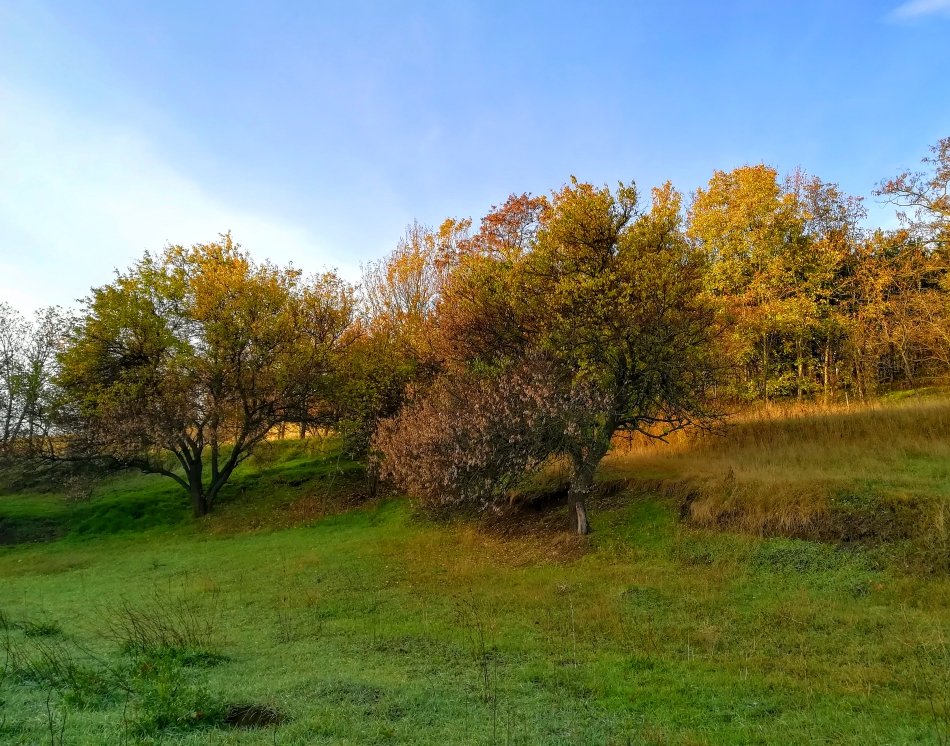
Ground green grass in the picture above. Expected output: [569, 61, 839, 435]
[0, 427, 949, 743]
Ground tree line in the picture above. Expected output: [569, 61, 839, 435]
[1, 137, 947, 533]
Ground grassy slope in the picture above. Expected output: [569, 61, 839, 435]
[0, 410, 949, 744]
[606, 397, 950, 556]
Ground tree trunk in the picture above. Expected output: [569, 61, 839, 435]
[568, 488, 591, 535]
[188, 461, 208, 517]
[899, 347, 915, 387]
[823, 341, 831, 405]
[796, 336, 804, 402]
[852, 351, 865, 403]
[367, 464, 380, 500]
[567, 456, 599, 535]
[189, 482, 208, 517]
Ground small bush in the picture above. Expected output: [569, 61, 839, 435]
[105, 585, 222, 664]
[128, 654, 221, 735]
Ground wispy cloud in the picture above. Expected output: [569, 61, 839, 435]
[0, 83, 358, 313]
[889, 0, 950, 20]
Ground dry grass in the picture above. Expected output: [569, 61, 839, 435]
[604, 397, 950, 549]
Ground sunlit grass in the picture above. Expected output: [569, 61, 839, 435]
[605, 397, 950, 560]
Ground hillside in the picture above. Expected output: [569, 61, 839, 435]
[0, 402, 948, 744]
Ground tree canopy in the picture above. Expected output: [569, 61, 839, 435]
[375, 179, 721, 533]
[56, 235, 355, 516]
[0, 304, 69, 458]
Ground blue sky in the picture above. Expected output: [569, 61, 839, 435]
[1, 0, 949, 311]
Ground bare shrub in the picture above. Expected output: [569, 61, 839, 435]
[453, 595, 501, 705]
[105, 585, 222, 665]
[126, 655, 220, 735]
[4, 633, 116, 709]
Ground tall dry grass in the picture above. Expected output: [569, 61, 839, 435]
[604, 398, 950, 548]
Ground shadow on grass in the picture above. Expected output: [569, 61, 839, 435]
[0, 441, 369, 545]
[1, 484, 189, 545]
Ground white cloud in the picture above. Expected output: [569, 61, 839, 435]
[889, 0, 950, 19]
[0, 83, 358, 313]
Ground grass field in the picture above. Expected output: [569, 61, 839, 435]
[1, 402, 949, 744]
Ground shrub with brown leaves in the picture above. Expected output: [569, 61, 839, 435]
[373, 360, 585, 511]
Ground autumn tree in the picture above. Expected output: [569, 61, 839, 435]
[361, 218, 471, 362]
[376, 181, 721, 534]
[872, 137, 950, 384]
[688, 165, 798, 400]
[786, 170, 866, 401]
[0, 304, 71, 457]
[877, 136, 950, 249]
[362, 221, 445, 369]
[56, 235, 355, 516]
[688, 165, 864, 402]
[336, 219, 471, 456]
